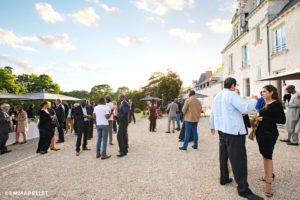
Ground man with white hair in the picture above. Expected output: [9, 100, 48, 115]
[0, 103, 13, 154]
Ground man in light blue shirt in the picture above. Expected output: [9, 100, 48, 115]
[210, 77, 263, 200]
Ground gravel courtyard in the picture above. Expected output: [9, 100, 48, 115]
[0, 115, 299, 200]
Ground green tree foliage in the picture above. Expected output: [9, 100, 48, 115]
[142, 72, 164, 97]
[89, 84, 113, 102]
[157, 70, 183, 105]
[63, 90, 89, 99]
[16, 74, 61, 93]
[0, 68, 27, 94]
[126, 89, 147, 111]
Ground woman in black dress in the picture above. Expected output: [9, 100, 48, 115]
[254, 85, 286, 198]
[37, 101, 55, 154]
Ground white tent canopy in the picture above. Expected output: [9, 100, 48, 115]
[0, 92, 29, 100]
[20, 91, 81, 101]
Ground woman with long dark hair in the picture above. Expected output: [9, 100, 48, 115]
[37, 101, 55, 154]
[254, 85, 286, 198]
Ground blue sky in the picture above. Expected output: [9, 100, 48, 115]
[0, 0, 236, 92]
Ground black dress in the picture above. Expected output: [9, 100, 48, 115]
[256, 100, 286, 160]
[37, 110, 54, 153]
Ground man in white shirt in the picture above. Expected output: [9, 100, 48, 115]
[93, 97, 112, 160]
[210, 77, 262, 200]
[106, 96, 114, 145]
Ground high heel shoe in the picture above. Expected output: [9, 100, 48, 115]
[259, 173, 275, 182]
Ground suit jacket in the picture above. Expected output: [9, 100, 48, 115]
[129, 102, 135, 113]
[55, 104, 65, 124]
[0, 109, 13, 135]
[167, 102, 178, 118]
[74, 105, 93, 132]
[116, 101, 130, 123]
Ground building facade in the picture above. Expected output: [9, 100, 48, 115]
[222, 0, 300, 99]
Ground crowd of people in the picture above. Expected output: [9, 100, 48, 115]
[1, 77, 300, 199]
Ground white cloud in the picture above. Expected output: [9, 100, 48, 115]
[168, 28, 201, 43]
[188, 0, 195, 8]
[206, 18, 231, 34]
[219, 1, 238, 13]
[115, 36, 147, 46]
[0, 28, 36, 51]
[188, 19, 196, 24]
[22, 33, 75, 51]
[66, 62, 89, 71]
[71, 7, 100, 27]
[35, 3, 63, 23]
[0, 55, 53, 75]
[145, 17, 165, 24]
[101, 4, 120, 15]
[85, 0, 99, 3]
[136, 0, 193, 16]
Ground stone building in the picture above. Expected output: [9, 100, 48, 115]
[222, 0, 300, 99]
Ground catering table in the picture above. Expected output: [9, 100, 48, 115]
[6, 121, 39, 146]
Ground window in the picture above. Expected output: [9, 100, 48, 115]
[234, 25, 239, 39]
[207, 82, 210, 87]
[244, 78, 250, 97]
[229, 55, 234, 73]
[242, 45, 248, 66]
[256, 25, 261, 42]
[257, 66, 261, 80]
[273, 25, 286, 54]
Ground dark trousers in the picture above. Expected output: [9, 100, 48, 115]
[218, 131, 251, 196]
[117, 121, 128, 154]
[0, 133, 9, 153]
[283, 94, 291, 103]
[149, 117, 156, 132]
[130, 112, 135, 123]
[37, 129, 54, 153]
[57, 122, 64, 142]
[88, 120, 93, 138]
[76, 122, 89, 152]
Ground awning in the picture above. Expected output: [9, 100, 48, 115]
[258, 69, 300, 81]
[0, 92, 29, 100]
[21, 91, 81, 101]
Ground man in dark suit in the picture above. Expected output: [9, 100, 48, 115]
[55, 99, 65, 143]
[0, 103, 13, 155]
[115, 94, 130, 157]
[86, 101, 94, 139]
[74, 99, 93, 156]
[128, 99, 136, 124]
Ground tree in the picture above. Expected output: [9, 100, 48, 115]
[126, 90, 147, 110]
[157, 70, 183, 105]
[63, 90, 89, 99]
[16, 74, 61, 93]
[0, 68, 27, 94]
[89, 84, 113, 102]
[142, 72, 164, 97]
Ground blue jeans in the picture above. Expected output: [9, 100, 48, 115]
[183, 121, 198, 149]
[96, 125, 109, 156]
[176, 113, 181, 129]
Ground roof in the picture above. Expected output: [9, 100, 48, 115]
[269, 0, 300, 22]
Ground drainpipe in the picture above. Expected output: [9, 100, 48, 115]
[267, 25, 271, 76]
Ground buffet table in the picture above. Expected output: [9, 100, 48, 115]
[6, 121, 39, 146]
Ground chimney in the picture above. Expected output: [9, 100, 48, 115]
[205, 71, 212, 79]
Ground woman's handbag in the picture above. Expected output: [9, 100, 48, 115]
[248, 118, 259, 140]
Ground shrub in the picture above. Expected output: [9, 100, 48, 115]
[134, 108, 141, 113]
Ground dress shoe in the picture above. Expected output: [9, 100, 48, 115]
[280, 139, 290, 142]
[117, 154, 126, 157]
[240, 193, 264, 200]
[179, 147, 187, 151]
[1, 150, 12, 155]
[83, 147, 91, 151]
[76, 152, 80, 156]
[20, 141, 27, 144]
[192, 145, 198, 149]
[12, 142, 19, 145]
[40, 151, 48, 154]
[165, 131, 171, 133]
[178, 139, 184, 142]
[101, 155, 111, 160]
[109, 143, 114, 145]
[50, 148, 60, 151]
[96, 154, 101, 158]
[56, 140, 64, 143]
[287, 142, 299, 146]
[220, 178, 233, 185]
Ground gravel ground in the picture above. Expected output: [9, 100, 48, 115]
[0, 115, 299, 200]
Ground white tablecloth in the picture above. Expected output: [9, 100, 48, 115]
[6, 122, 39, 146]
